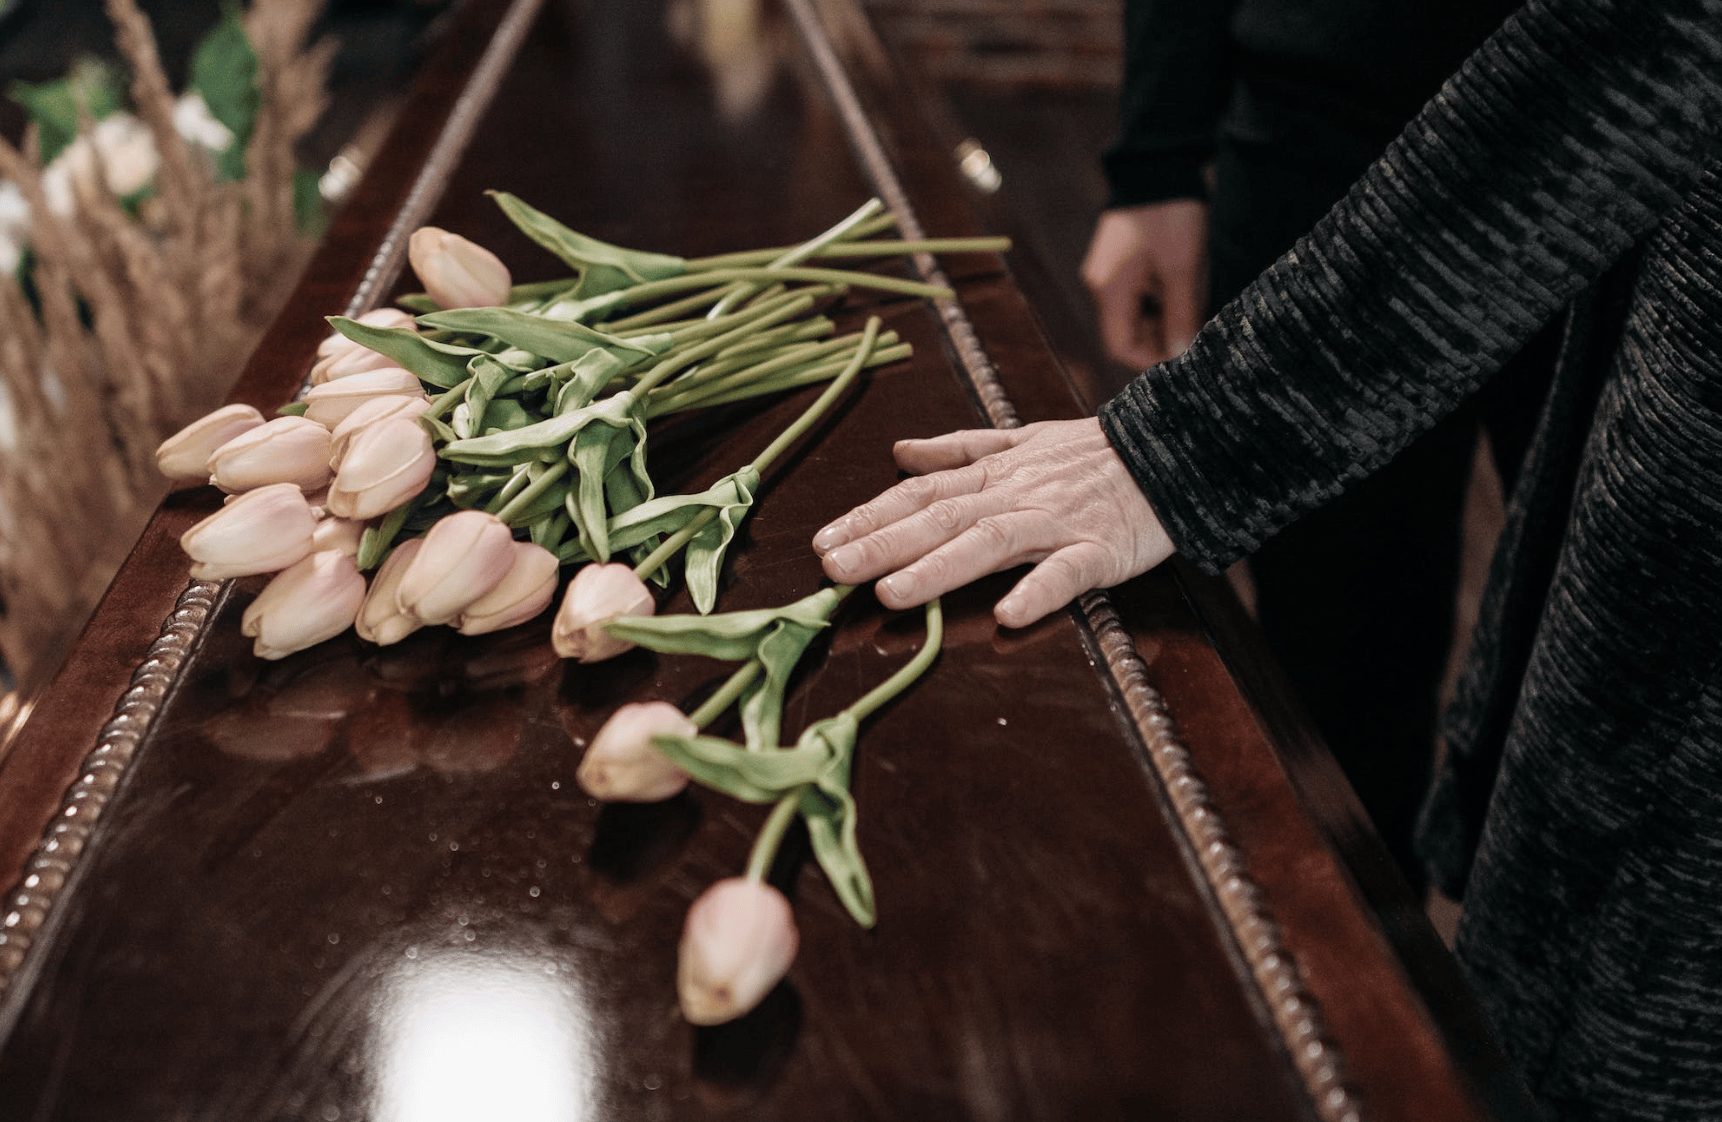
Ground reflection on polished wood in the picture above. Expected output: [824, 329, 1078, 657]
[0, 1, 1523, 1119]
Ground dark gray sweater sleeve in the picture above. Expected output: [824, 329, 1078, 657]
[1099, 0, 1722, 571]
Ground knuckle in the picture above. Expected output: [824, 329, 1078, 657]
[924, 499, 968, 535]
[972, 515, 1015, 554]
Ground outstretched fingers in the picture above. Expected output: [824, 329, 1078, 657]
[813, 462, 989, 557]
[892, 427, 1025, 474]
[994, 544, 1109, 628]
[873, 512, 1050, 609]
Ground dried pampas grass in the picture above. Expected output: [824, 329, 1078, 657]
[0, 0, 332, 691]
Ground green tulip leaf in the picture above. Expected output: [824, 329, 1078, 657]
[649, 731, 838, 804]
[797, 714, 875, 928]
[326, 317, 478, 389]
[566, 392, 649, 562]
[555, 348, 633, 415]
[604, 586, 844, 662]
[460, 354, 515, 437]
[602, 467, 760, 611]
[418, 306, 669, 368]
[739, 618, 828, 750]
[488, 190, 686, 298]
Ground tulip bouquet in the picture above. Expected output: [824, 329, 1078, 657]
[580, 588, 943, 1024]
[157, 191, 1005, 660]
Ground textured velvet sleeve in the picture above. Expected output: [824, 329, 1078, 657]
[1101, 0, 1236, 207]
[1098, 0, 1722, 571]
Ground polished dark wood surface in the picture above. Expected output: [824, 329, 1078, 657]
[0, 1, 1514, 1118]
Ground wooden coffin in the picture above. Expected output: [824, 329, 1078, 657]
[0, 2, 1527, 1118]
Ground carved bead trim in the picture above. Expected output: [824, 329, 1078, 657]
[0, 579, 226, 991]
[0, 0, 545, 1005]
[787, 2, 1362, 1119]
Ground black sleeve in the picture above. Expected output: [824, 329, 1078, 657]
[1101, 0, 1237, 208]
[1099, 0, 1722, 570]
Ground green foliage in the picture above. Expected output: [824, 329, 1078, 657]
[488, 190, 685, 298]
[8, 59, 125, 163]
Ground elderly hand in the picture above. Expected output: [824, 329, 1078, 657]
[813, 418, 1174, 627]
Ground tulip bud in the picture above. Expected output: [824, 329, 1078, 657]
[329, 394, 431, 466]
[551, 563, 655, 662]
[180, 482, 317, 580]
[408, 226, 512, 309]
[576, 701, 695, 801]
[240, 550, 366, 660]
[326, 416, 436, 520]
[456, 541, 560, 635]
[302, 367, 424, 428]
[156, 403, 265, 481]
[678, 878, 799, 1025]
[311, 517, 366, 557]
[316, 307, 418, 361]
[395, 510, 516, 625]
[356, 538, 424, 646]
[206, 415, 333, 494]
[309, 344, 398, 386]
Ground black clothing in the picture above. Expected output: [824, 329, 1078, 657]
[1107, 0, 1537, 888]
[1104, 0, 1524, 208]
[1100, 0, 1722, 1114]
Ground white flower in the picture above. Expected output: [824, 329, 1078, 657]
[173, 92, 234, 153]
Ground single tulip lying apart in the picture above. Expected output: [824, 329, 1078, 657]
[577, 700, 696, 801]
[678, 878, 799, 1026]
[551, 562, 655, 661]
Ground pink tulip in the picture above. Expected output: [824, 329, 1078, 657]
[309, 344, 398, 386]
[206, 415, 332, 494]
[678, 878, 799, 1025]
[326, 416, 435, 520]
[310, 517, 366, 557]
[241, 550, 366, 660]
[302, 367, 424, 428]
[408, 226, 512, 309]
[155, 403, 264, 481]
[576, 701, 695, 801]
[395, 510, 516, 625]
[550, 563, 655, 662]
[355, 538, 424, 646]
[316, 306, 417, 361]
[455, 541, 560, 635]
[180, 482, 317, 580]
[329, 394, 431, 466]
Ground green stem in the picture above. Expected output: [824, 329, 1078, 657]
[357, 502, 413, 571]
[686, 235, 1009, 271]
[708, 199, 884, 318]
[585, 266, 952, 318]
[688, 660, 763, 729]
[748, 318, 879, 475]
[494, 460, 569, 524]
[654, 341, 910, 417]
[683, 213, 899, 270]
[603, 284, 734, 332]
[845, 599, 943, 723]
[424, 377, 474, 421]
[745, 793, 802, 883]
[651, 327, 857, 409]
[630, 322, 880, 581]
[662, 285, 836, 348]
[484, 463, 535, 513]
[629, 293, 818, 398]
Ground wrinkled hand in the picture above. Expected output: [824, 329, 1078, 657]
[1081, 200, 1208, 369]
[812, 419, 1173, 628]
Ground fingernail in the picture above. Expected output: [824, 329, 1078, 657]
[879, 572, 915, 602]
[812, 525, 845, 554]
[996, 595, 1023, 626]
[826, 545, 859, 575]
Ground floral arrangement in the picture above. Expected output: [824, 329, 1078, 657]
[0, 0, 332, 689]
[156, 191, 1003, 1021]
